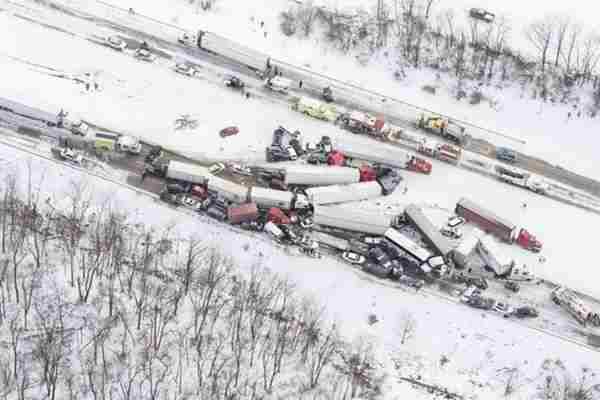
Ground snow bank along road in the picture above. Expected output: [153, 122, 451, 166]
[3, 0, 600, 217]
[15, 0, 600, 200]
[1, 101, 600, 356]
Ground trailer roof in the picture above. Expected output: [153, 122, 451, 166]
[305, 181, 381, 205]
[384, 228, 432, 262]
[311, 231, 350, 250]
[168, 161, 211, 179]
[335, 140, 412, 168]
[206, 175, 249, 198]
[456, 198, 515, 231]
[478, 235, 514, 266]
[250, 187, 293, 203]
[404, 204, 454, 256]
[313, 205, 392, 235]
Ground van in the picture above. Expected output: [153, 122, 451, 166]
[266, 76, 292, 94]
[496, 147, 516, 163]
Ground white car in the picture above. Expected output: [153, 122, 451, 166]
[460, 286, 481, 303]
[59, 148, 83, 164]
[70, 120, 90, 136]
[227, 163, 252, 176]
[447, 216, 465, 228]
[441, 226, 462, 239]
[363, 236, 382, 245]
[179, 195, 203, 211]
[342, 251, 366, 265]
[134, 48, 156, 62]
[174, 63, 197, 77]
[105, 35, 127, 51]
[209, 163, 225, 175]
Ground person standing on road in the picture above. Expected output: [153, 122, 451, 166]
[299, 80, 303, 89]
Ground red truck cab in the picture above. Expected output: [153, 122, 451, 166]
[407, 157, 432, 174]
[516, 228, 542, 252]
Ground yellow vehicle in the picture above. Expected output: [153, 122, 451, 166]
[292, 96, 337, 122]
[94, 137, 116, 152]
[416, 114, 448, 132]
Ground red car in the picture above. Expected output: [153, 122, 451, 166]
[220, 126, 239, 138]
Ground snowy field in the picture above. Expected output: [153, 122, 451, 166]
[59, 0, 600, 181]
[1, 7, 600, 298]
[1, 139, 600, 399]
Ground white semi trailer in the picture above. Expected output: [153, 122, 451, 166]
[284, 165, 361, 186]
[305, 181, 383, 205]
[384, 228, 448, 275]
[476, 234, 515, 276]
[248, 187, 309, 210]
[197, 31, 270, 74]
[166, 161, 211, 184]
[206, 175, 249, 204]
[312, 205, 393, 235]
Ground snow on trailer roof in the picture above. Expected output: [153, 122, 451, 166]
[335, 139, 413, 168]
[456, 197, 515, 231]
[168, 160, 211, 179]
[478, 234, 514, 267]
[250, 186, 293, 204]
[206, 174, 249, 203]
[404, 205, 454, 256]
[313, 205, 393, 235]
[384, 228, 432, 263]
[454, 228, 483, 257]
[305, 181, 382, 205]
[311, 231, 350, 251]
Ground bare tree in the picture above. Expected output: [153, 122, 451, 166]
[562, 23, 583, 76]
[526, 18, 555, 74]
[297, 0, 318, 37]
[554, 17, 571, 67]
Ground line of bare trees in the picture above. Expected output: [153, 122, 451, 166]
[0, 171, 384, 399]
[281, 0, 600, 107]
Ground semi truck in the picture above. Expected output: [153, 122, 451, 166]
[455, 198, 542, 252]
[476, 234, 515, 276]
[495, 166, 549, 194]
[283, 165, 361, 186]
[227, 203, 259, 224]
[551, 286, 599, 326]
[196, 31, 270, 75]
[248, 186, 309, 210]
[416, 114, 467, 145]
[334, 140, 431, 174]
[206, 175, 249, 204]
[305, 181, 383, 205]
[166, 161, 211, 184]
[384, 228, 448, 275]
[404, 204, 454, 257]
[313, 205, 394, 235]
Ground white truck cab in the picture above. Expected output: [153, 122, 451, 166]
[63, 117, 90, 136]
[267, 76, 293, 94]
[178, 31, 198, 46]
[116, 135, 142, 154]
[293, 193, 310, 209]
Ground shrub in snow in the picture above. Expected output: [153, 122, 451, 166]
[422, 85, 436, 95]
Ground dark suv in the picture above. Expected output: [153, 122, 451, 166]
[496, 147, 516, 163]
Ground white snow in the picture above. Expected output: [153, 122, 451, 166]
[1, 139, 599, 399]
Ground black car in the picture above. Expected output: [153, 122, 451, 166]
[466, 277, 488, 291]
[467, 296, 495, 310]
[368, 247, 388, 264]
[166, 183, 189, 194]
[469, 8, 495, 23]
[514, 306, 538, 318]
[362, 263, 391, 279]
[289, 138, 305, 156]
[206, 207, 226, 221]
[504, 281, 520, 293]
[145, 145, 163, 163]
[379, 240, 403, 260]
[159, 191, 179, 205]
[266, 145, 294, 162]
[322, 87, 334, 103]
[224, 75, 245, 89]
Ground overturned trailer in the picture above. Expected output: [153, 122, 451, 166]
[311, 231, 350, 251]
[335, 140, 431, 174]
[313, 205, 393, 235]
[404, 204, 454, 257]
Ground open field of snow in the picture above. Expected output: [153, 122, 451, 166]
[1, 139, 600, 399]
[59, 0, 600, 181]
[1, 7, 600, 299]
